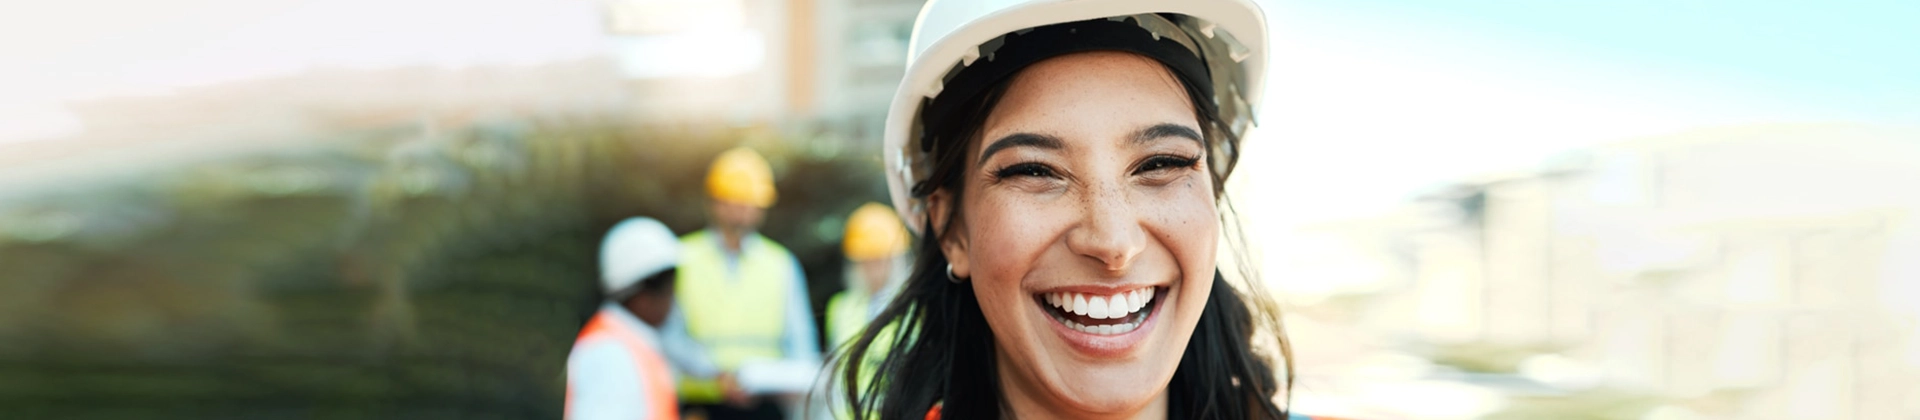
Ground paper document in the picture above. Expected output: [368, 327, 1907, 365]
[736, 360, 820, 395]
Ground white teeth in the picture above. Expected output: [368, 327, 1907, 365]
[1045, 288, 1158, 324]
[1063, 318, 1143, 335]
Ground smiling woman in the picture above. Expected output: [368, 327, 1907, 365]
[945, 51, 1229, 414]
[826, 1, 1297, 419]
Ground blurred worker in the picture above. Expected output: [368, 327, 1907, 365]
[822, 202, 910, 418]
[826, 202, 909, 348]
[662, 147, 820, 420]
[568, 217, 683, 420]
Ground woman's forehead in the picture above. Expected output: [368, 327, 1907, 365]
[978, 51, 1201, 152]
[1000, 51, 1193, 108]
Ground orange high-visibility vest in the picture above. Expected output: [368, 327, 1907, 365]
[567, 311, 679, 420]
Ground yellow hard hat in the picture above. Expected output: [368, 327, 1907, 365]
[843, 202, 909, 261]
[705, 147, 777, 208]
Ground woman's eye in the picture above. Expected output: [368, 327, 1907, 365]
[994, 162, 1056, 179]
[1136, 155, 1199, 174]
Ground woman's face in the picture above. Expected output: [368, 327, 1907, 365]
[932, 51, 1218, 417]
[856, 257, 893, 294]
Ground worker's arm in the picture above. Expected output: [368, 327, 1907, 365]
[567, 341, 653, 420]
[780, 256, 823, 365]
[657, 306, 721, 380]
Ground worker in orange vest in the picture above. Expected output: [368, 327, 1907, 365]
[567, 217, 683, 420]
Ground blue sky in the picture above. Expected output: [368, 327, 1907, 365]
[1300, 0, 1920, 120]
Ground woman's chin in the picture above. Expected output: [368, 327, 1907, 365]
[1022, 284, 1189, 416]
[1042, 362, 1169, 415]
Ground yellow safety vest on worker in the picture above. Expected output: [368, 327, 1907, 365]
[826, 290, 903, 414]
[826, 291, 901, 353]
[674, 230, 794, 403]
[826, 292, 867, 348]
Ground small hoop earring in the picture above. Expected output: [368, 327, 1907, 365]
[946, 264, 966, 283]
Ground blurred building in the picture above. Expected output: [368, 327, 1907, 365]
[0, 59, 630, 185]
[603, 0, 921, 149]
[1307, 124, 1920, 419]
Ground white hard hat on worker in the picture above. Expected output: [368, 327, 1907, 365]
[881, 0, 1268, 231]
[572, 216, 682, 420]
[598, 217, 680, 298]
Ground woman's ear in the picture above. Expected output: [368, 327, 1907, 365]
[926, 189, 971, 279]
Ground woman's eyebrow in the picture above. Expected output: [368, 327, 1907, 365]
[978, 132, 1064, 166]
[1134, 123, 1203, 147]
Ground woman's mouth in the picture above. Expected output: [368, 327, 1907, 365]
[1034, 287, 1164, 335]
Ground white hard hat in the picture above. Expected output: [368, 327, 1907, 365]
[599, 217, 680, 297]
[883, 0, 1268, 232]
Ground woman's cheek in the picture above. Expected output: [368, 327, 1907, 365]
[1153, 176, 1219, 266]
[970, 193, 1048, 277]
[1145, 174, 1216, 223]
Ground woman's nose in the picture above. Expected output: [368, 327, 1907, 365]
[1065, 184, 1146, 275]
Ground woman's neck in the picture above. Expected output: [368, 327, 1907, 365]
[995, 354, 1169, 420]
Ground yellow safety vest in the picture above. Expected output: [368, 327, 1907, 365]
[826, 291, 870, 347]
[826, 290, 900, 416]
[675, 230, 792, 403]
